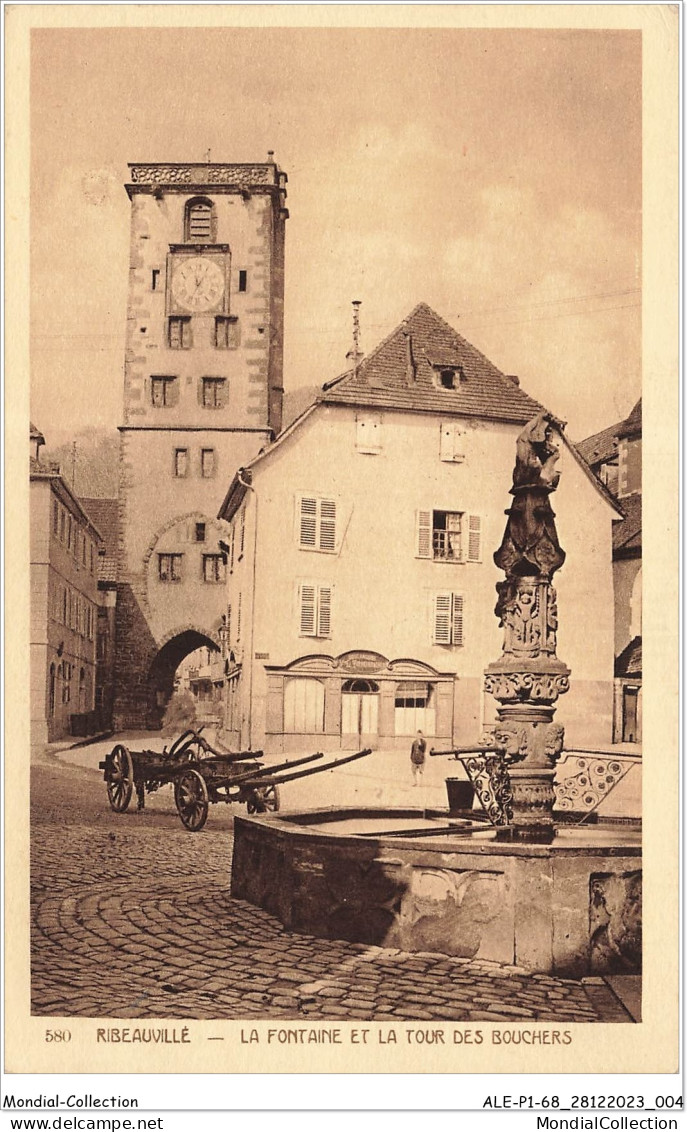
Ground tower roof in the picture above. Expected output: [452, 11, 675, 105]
[321, 302, 544, 424]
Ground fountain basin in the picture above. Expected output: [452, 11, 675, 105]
[231, 806, 641, 976]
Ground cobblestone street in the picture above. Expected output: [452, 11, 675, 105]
[31, 752, 634, 1023]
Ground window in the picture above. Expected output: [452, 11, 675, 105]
[158, 553, 183, 582]
[97, 629, 107, 660]
[201, 377, 227, 409]
[168, 317, 192, 349]
[435, 365, 464, 391]
[49, 665, 56, 718]
[395, 681, 436, 736]
[174, 448, 189, 478]
[203, 554, 226, 583]
[195, 522, 206, 543]
[239, 508, 246, 558]
[152, 376, 178, 407]
[238, 270, 248, 292]
[433, 592, 465, 646]
[201, 448, 216, 478]
[298, 496, 337, 552]
[299, 583, 332, 638]
[52, 500, 59, 535]
[215, 316, 238, 349]
[236, 593, 242, 641]
[67, 515, 73, 552]
[284, 678, 325, 734]
[355, 414, 382, 454]
[60, 509, 66, 542]
[82, 534, 87, 566]
[61, 662, 72, 704]
[151, 268, 161, 291]
[90, 543, 95, 574]
[416, 510, 481, 562]
[440, 422, 466, 462]
[185, 197, 215, 242]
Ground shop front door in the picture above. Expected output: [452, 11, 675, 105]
[341, 679, 379, 748]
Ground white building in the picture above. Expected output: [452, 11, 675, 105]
[217, 304, 620, 755]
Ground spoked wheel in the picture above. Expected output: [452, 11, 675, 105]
[174, 768, 209, 832]
[167, 727, 204, 761]
[247, 784, 280, 814]
[106, 745, 134, 813]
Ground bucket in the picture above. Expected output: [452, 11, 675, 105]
[446, 778, 475, 815]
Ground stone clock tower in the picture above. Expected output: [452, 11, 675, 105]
[114, 158, 288, 729]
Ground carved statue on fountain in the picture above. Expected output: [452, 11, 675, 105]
[484, 412, 571, 843]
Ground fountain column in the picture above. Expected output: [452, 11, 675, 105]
[484, 413, 570, 843]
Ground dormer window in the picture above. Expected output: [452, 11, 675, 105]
[184, 197, 216, 243]
[436, 365, 465, 390]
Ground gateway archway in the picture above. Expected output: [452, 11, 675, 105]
[147, 629, 219, 729]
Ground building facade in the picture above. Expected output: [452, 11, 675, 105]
[579, 399, 642, 742]
[218, 304, 620, 755]
[114, 159, 288, 729]
[30, 427, 103, 743]
[80, 498, 118, 731]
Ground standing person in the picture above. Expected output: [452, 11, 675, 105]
[410, 730, 426, 786]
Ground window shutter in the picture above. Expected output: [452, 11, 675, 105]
[440, 424, 454, 462]
[299, 497, 317, 547]
[452, 594, 465, 646]
[467, 515, 481, 562]
[416, 510, 432, 558]
[319, 500, 337, 551]
[299, 585, 316, 635]
[318, 586, 332, 637]
[433, 592, 452, 644]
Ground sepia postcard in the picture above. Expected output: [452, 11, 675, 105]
[3, 1, 680, 1094]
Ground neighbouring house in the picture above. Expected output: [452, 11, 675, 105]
[217, 303, 621, 756]
[79, 498, 119, 732]
[578, 399, 642, 742]
[30, 425, 103, 743]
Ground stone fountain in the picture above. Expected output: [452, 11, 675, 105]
[230, 416, 641, 977]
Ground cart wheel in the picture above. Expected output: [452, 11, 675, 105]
[106, 745, 134, 813]
[174, 768, 209, 832]
[247, 784, 280, 814]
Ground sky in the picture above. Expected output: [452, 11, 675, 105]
[30, 25, 641, 443]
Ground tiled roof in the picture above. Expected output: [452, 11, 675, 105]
[617, 398, 642, 440]
[576, 423, 619, 468]
[615, 636, 642, 678]
[80, 498, 118, 583]
[613, 492, 641, 554]
[577, 398, 641, 466]
[321, 303, 544, 423]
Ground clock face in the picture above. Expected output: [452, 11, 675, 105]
[172, 257, 225, 312]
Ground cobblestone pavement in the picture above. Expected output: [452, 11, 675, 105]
[31, 756, 633, 1023]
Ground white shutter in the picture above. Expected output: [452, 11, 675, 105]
[452, 594, 465, 646]
[440, 423, 466, 462]
[299, 497, 317, 547]
[433, 592, 452, 644]
[467, 515, 481, 562]
[416, 510, 432, 558]
[440, 424, 454, 462]
[319, 500, 337, 551]
[237, 593, 242, 641]
[317, 585, 332, 637]
[299, 584, 316, 635]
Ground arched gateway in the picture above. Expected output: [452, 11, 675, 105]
[147, 629, 218, 729]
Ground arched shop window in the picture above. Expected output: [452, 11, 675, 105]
[284, 677, 325, 734]
[395, 681, 436, 736]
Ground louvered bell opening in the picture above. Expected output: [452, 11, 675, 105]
[188, 204, 212, 240]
